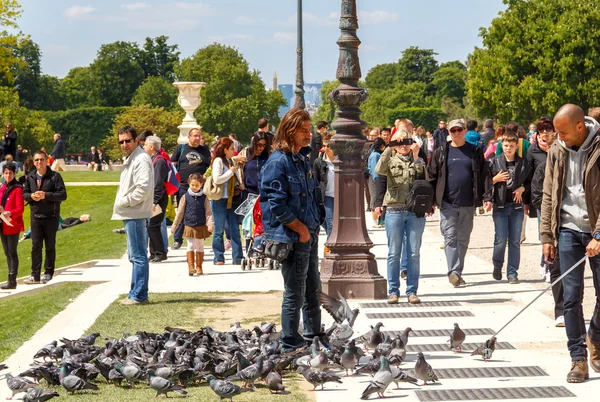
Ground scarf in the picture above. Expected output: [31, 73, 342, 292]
[537, 134, 550, 152]
[1, 179, 18, 208]
[187, 187, 204, 197]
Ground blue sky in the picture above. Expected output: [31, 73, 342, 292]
[18, 0, 506, 85]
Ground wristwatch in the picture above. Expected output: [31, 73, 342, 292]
[594, 232, 600, 241]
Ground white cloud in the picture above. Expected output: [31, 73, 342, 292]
[123, 3, 150, 11]
[329, 10, 399, 25]
[273, 32, 296, 45]
[174, 2, 214, 12]
[287, 12, 337, 27]
[64, 5, 96, 19]
[208, 34, 253, 42]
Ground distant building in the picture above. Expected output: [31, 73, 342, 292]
[278, 82, 323, 117]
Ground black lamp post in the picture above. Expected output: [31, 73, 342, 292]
[320, 0, 387, 299]
[294, 0, 306, 109]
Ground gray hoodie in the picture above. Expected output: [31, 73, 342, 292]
[558, 117, 600, 233]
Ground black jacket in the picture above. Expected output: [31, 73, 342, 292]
[480, 127, 495, 146]
[530, 159, 546, 211]
[427, 141, 490, 208]
[312, 153, 331, 196]
[51, 139, 66, 159]
[484, 154, 531, 209]
[310, 133, 323, 164]
[151, 153, 169, 204]
[23, 167, 67, 219]
[433, 128, 448, 151]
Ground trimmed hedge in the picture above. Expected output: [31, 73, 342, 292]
[42, 107, 126, 153]
[387, 107, 447, 130]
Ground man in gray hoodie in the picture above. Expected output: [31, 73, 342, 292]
[112, 126, 154, 305]
[541, 104, 600, 383]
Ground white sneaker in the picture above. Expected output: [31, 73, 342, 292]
[555, 316, 565, 327]
[539, 265, 547, 278]
[545, 271, 551, 283]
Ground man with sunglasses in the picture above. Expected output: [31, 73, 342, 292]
[433, 120, 449, 151]
[112, 126, 154, 305]
[428, 119, 492, 287]
[22, 151, 67, 284]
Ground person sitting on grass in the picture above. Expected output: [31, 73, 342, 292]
[20, 215, 91, 242]
[171, 174, 214, 276]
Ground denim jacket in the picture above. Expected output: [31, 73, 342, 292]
[259, 147, 325, 243]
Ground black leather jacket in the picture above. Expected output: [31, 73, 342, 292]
[485, 153, 531, 208]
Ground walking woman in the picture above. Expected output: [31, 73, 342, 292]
[0, 163, 24, 289]
[211, 138, 244, 265]
[242, 132, 272, 195]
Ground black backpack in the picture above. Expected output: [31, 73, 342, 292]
[406, 179, 434, 213]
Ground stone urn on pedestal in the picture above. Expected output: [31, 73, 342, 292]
[173, 81, 206, 144]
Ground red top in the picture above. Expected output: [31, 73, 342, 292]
[0, 183, 25, 235]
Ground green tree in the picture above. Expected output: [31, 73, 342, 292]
[62, 67, 95, 108]
[364, 63, 397, 90]
[431, 61, 467, 106]
[36, 75, 65, 111]
[467, 0, 600, 122]
[0, 0, 23, 85]
[312, 80, 339, 124]
[139, 36, 180, 80]
[12, 38, 41, 109]
[362, 81, 430, 127]
[396, 46, 439, 87]
[89, 41, 144, 107]
[176, 43, 286, 142]
[131, 76, 178, 110]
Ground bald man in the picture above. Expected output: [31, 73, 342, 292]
[540, 103, 600, 383]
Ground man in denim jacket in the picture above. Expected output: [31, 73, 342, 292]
[259, 108, 325, 352]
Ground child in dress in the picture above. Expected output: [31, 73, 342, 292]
[171, 174, 214, 276]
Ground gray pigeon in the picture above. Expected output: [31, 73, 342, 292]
[390, 366, 418, 389]
[399, 327, 413, 346]
[266, 371, 285, 394]
[355, 322, 384, 350]
[482, 345, 494, 361]
[471, 336, 497, 358]
[227, 356, 263, 389]
[355, 356, 380, 377]
[318, 291, 360, 327]
[33, 341, 58, 361]
[388, 336, 406, 366]
[331, 320, 354, 342]
[299, 351, 329, 371]
[205, 374, 252, 401]
[22, 387, 60, 402]
[297, 366, 343, 390]
[113, 362, 143, 387]
[6, 373, 36, 399]
[59, 365, 99, 393]
[340, 346, 357, 376]
[449, 323, 466, 352]
[414, 352, 438, 385]
[148, 374, 188, 398]
[360, 356, 393, 400]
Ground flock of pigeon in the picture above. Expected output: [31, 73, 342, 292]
[2, 292, 497, 401]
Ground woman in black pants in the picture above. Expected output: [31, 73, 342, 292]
[0, 163, 25, 289]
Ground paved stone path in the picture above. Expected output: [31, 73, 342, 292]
[0, 213, 594, 400]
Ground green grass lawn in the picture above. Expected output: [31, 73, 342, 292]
[0, 282, 89, 361]
[57, 170, 122, 182]
[43, 292, 310, 402]
[0, 185, 125, 282]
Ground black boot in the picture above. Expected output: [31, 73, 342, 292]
[1, 274, 17, 290]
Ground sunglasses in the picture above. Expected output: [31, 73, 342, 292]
[256, 143, 267, 148]
[34, 158, 46, 162]
[450, 128, 464, 133]
[118, 139, 133, 145]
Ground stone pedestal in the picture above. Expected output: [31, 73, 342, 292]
[320, 0, 387, 300]
[173, 82, 206, 144]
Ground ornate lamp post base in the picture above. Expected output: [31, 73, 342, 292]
[320, 0, 387, 300]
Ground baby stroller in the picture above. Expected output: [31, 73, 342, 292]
[236, 195, 280, 271]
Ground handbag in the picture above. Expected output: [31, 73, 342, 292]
[264, 240, 293, 263]
[203, 176, 224, 200]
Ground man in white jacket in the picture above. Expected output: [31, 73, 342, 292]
[112, 126, 154, 305]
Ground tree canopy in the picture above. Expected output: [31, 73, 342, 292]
[0, 0, 23, 85]
[467, 0, 600, 122]
[131, 76, 178, 110]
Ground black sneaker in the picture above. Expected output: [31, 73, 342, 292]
[41, 274, 53, 284]
[493, 267, 502, 281]
[171, 241, 182, 250]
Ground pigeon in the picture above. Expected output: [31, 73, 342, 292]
[298, 351, 329, 371]
[296, 366, 343, 390]
[355, 356, 380, 377]
[21, 387, 60, 402]
[449, 323, 466, 353]
[390, 365, 419, 389]
[388, 336, 406, 366]
[340, 346, 357, 376]
[113, 362, 143, 387]
[266, 371, 285, 394]
[108, 368, 125, 386]
[318, 291, 360, 327]
[234, 351, 252, 372]
[59, 364, 99, 393]
[227, 356, 263, 389]
[148, 374, 188, 398]
[355, 322, 384, 350]
[360, 356, 393, 400]
[414, 352, 438, 385]
[6, 373, 36, 399]
[471, 336, 497, 359]
[33, 341, 58, 361]
[399, 327, 413, 346]
[331, 320, 354, 342]
[205, 374, 252, 401]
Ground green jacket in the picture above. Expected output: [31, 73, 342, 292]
[375, 147, 426, 207]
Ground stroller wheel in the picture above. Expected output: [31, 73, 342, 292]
[248, 259, 253, 270]
[241, 259, 247, 271]
[268, 260, 275, 270]
[275, 261, 281, 270]
[259, 258, 265, 268]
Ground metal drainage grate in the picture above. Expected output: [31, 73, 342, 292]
[384, 328, 495, 338]
[415, 386, 576, 401]
[360, 301, 461, 308]
[407, 342, 515, 352]
[366, 311, 473, 319]
[408, 366, 547, 380]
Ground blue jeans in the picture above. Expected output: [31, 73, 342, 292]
[281, 233, 322, 351]
[492, 203, 524, 278]
[323, 196, 334, 240]
[123, 219, 150, 302]
[440, 202, 474, 276]
[211, 199, 243, 263]
[558, 229, 600, 360]
[385, 211, 426, 297]
[161, 218, 168, 254]
[401, 234, 408, 273]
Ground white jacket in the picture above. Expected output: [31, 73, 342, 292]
[112, 146, 154, 220]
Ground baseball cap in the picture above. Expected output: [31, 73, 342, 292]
[448, 119, 466, 130]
